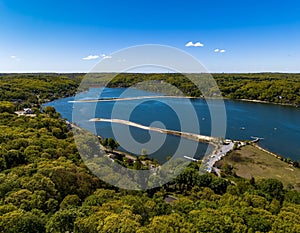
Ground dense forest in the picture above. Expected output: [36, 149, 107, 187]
[0, 73, 83, 109]
[107, 73, 300, 106]
[2, 72, 300, 106]
[0, 73, 300, 232]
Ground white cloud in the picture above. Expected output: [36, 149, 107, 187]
[10, 55, 20, 61]
[101, 54, 112, 59]
[82, 55, 100, 60]
[185, 41, 204, 47]
[214, 49, 226, 53]
[193, 42, 204, 47]
[185, 42, 194, 47]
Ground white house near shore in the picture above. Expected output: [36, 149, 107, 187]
[23, 108, 34, 114]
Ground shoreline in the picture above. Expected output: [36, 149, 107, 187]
[77, 116, 293, 171]
[89, 118, 291, 171]
[237, 98, 298, 107]
[72, 118, 289, 173]
[89, 118, 238, 172]
[71, 89, 299, 108]
[252, 143, 283, 160]
[71, 123, 159, 169]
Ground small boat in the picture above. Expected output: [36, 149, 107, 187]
[240, 127, 246, 130]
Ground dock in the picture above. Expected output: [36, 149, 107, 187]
[184, 156, 200, 162]
[251, 136, 264, 143]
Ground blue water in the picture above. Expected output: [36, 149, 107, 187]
[45, 87, 300, 162]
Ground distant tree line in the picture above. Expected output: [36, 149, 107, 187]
[106, 73, 300, 106]
[0, 73, 83, 109]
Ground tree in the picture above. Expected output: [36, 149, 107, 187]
[3, 149, 26, 168]
[285, 190, 300, 204]
[20, 173, 57, 196]
[83, 189, 116, 207]
[175, 167, 201, 191]
[141, 148, 147, 156]
[242, 193, 268, 209]
[272, 211, 300, 232]
[107, 138, 119, 150]
[139, 213, 194, 233]
[97, 209, 141, 233]
[74, 210, 112, 233]
[60, 194, 81, 209]
[43, 106, 56, 115]
[0, 156, 7, 171]
[257, 178, 284, 200]
[240, 207, 274, 232]
[133, 159, 143, 170]
[188, 209, 236, 233]
[173, 197, 194, 214]
[210, 178, 229, 195]
[0, 101, 15, 113]
[0, 209, 45, 233]
[46, 208, 82, 233]
[221, 163, 233, 176]
[197, 173, 212, 187]
[5, 189, 32, 209]
[101, 138, 119, 150]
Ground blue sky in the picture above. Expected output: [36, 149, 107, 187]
[1, 0, 300, 72]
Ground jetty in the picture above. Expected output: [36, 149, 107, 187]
[251, 136, 264, 143]
[184, 156, 200, 162]
[70, 95, 197, 103]
[89, 118, 218, 144]
[89, 118, 237, 173]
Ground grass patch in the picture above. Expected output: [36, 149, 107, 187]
[219, 145, 300, 191]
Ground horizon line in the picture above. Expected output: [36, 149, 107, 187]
[1, 71, 300, 74]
